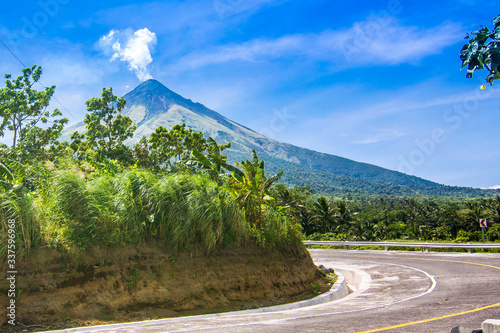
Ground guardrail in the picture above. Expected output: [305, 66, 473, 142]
[303, 241, 500, 253]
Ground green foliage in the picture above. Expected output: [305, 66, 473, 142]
[0, 161, 15, 192]
[152, 173, 245, 252]
[23, 169, 249, 255]
[311, 197, 335, 234]
[231, 149, 283, 226]
[147, 123, 209, 172]
[192, 137, 240, 183]
[301, 196, 500, 243]
[460, 13, 500, 84]
[486, 223, 500, 242]
[0, 65, 67, 156]
[71, 87, 135, 163]
[127, 267, 140, 289]
[0, 189, 40, 257]
[247, 207, 303, 249]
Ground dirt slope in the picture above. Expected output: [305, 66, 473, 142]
[0, 242, 328, 331]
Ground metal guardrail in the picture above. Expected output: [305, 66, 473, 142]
[303, 240, 500, 253]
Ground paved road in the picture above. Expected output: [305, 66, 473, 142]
[52, 249, 500, 333]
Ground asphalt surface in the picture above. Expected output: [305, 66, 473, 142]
[49, 249, 500, 333]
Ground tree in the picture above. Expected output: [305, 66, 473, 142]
[335, 200, 353, 233]
[460, 14, 500, 86]
[0, 65, 67, 151]
[71, 87, 135, 162]
[311, 197, 335, 234]
[148, 124, 209, 171]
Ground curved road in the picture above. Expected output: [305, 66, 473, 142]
[53, 249, 500, 333]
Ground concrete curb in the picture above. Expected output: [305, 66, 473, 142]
[41, 270, 353, 332]
[483, 319, 500, 333]
[239, 270, 350, 313]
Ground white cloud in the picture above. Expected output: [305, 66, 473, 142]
[352, 129, 408, 144]
[213, 0, 281, 19]
[173, 18, 462, 70]
[98, 28, 157, 82]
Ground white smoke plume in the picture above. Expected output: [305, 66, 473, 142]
[99, 28, 157, 81]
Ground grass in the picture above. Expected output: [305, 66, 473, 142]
[0, 168, 303, 260]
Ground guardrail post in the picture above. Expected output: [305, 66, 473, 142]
[385, 245, 390, 251]
[468, 248, 473, 254]
[346, 245, 350, 250]
[426, 247, 430, 253]
[308, 244, 312, 249]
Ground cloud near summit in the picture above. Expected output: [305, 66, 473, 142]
[98, 28, 157, 82]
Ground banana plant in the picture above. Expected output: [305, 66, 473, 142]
[191, 137, 243, 182]
[0, 162, 14, 191]
[0, 159, 23, 194]
[231, 149, 283, 226]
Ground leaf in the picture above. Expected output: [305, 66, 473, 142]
[493, 14, 500, 28]
[230, 168, 244, 183]
[255, 161, 265, 182]
[0, 162, 14, 182]
[192, 149, 214, 170]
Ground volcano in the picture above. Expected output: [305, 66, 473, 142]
[64, 79, 499, 197]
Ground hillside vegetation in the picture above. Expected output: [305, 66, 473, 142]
[0, 66, 336, 330]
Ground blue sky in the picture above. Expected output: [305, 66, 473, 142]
[1, 0, 499, 188]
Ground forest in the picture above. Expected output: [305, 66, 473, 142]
[1, 66, 499, 262]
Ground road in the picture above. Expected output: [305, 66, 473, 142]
[50, 249, 500, 333]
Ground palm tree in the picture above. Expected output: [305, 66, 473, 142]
[492, 196, 500, 224]
[467, 201, 483, 231]
[311, 197, 335, 234]
[335, 200, 352, 234]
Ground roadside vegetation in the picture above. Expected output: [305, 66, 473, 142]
[0, 66, 301, 260]
[1, 65, 499, 262]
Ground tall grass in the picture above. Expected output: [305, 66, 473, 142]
[27, 170, 245, 254]
[152, 173, 245, 253]
[248, 207, 303, 249]
[1, 168, 301, 259]
[0, 191, 40, 258]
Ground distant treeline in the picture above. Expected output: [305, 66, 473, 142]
[268, 184, 500, 242]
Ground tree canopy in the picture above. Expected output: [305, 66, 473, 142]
[0, 65, 67, 155]
[460, 13, 500, 86]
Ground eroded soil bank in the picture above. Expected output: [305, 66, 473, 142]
[0, 242, 329, 332]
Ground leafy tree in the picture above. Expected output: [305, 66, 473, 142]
[71, 87, 135, 163]
[466, 201, 484, 231]
[0, 65, 67, 152]
[148, 123, 208, 171]
[132, 135, 155, 169]
[460, 14, 500, 85]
